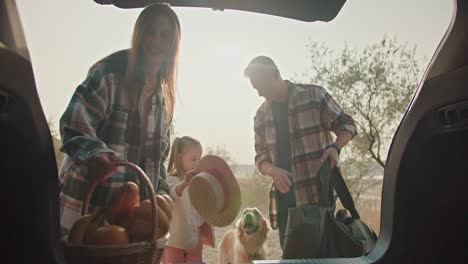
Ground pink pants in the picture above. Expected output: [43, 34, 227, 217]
[162, 241, 203, 264]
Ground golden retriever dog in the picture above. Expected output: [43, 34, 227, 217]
[218, 207, 269, 264]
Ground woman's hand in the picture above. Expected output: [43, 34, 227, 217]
[88, 153, 122, 183]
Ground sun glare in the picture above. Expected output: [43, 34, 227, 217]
[211, 44, 250, 82]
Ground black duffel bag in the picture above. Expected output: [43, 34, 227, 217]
[282, 159, 378, 259]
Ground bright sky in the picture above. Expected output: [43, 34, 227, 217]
[16, 0, 453, 165]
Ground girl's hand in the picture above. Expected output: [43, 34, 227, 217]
[175, 170, 199, 196]
[88, 153, 122, 183]
[184, 169, 200, 184]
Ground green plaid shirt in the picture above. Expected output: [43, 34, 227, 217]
[254, 81, 357, 229]
[59, 50, 171, 233]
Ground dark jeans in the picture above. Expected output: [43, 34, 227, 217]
[277, 187, 296, 249]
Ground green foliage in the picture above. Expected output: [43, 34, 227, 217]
[303, 36, 421, 167]
[301, 36, 422, 202]
[204, 144, 236, 167]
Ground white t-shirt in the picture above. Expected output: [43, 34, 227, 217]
[166, 175, 204, 249]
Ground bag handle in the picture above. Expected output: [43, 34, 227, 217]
[321, 160, 377, 253]
[319, 159, 360, 220]
[331, 164, 361, 219]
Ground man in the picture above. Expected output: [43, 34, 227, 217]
[244, 56, 357, 249]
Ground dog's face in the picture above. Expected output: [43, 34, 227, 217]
[237, 207, 268, 237]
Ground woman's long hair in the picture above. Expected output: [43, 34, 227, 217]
[126, 3, 181, 122]
[167, 136, 202, 178]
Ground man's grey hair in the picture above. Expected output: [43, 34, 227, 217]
[244, 55, 280, 78]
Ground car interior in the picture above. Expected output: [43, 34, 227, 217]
[0, 0, 466, 263]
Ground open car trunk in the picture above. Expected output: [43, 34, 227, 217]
[1, 0, 467, 263]
[93, 0, 347, 22]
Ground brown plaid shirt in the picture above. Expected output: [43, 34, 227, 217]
[58, 50, 171, 233]
[254, 81, 357, 229]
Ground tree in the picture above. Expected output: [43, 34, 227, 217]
[204, 144, 236, 167]
[302, 36, 422, 202]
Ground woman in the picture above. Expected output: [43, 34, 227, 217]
[58, 3, 180, 239]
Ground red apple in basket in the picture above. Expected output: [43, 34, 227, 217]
[86, 225, 129, 245]
[128, 195, 174, 242]
[107, 181, 140, 229]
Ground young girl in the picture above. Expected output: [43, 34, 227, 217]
[162, 136, 215, 264]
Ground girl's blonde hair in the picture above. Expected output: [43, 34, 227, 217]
[167, 136, 202, 177]
[126, 3, 181, 122]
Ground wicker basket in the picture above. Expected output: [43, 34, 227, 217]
[62, 161, 167, 264]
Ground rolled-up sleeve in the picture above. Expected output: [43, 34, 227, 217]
[320, 87, 357, 138]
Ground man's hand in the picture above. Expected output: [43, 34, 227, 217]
[88, 153, 121, 182]
[320, 147, 339, 168]
[269, 166, 293, 193]
[155, 194, 174, 239]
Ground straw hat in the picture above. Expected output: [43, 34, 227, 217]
[188, 155, 241, 227]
